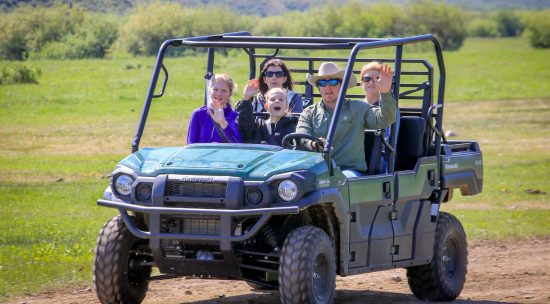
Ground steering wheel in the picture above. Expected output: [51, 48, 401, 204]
[281, 133, 324, 151]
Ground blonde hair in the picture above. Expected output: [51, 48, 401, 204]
[210, 73, 237, 97]
[265, 87, 289, 115]
[360, 61, 383, 77]
[265, 87, 288, 104]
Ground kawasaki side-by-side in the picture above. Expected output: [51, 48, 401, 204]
[93, 32, 483, 304]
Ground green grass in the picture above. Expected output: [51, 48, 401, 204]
[452, 209, 550, 240]
[0, 37, 549, 299]
[0, 180, 117, 297]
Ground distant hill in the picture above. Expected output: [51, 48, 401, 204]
[1, 0, 549, 15]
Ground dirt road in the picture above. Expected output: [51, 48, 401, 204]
[8, 237, 550, 304]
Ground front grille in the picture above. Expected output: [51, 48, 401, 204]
[183, 218, 220, 235]
[165, 201, 225, 209]
[166, 181, 226, 197]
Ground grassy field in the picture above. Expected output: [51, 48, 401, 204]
[0, 37, 549, 299]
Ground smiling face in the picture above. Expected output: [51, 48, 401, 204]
[265, 89, 288, 119]
[263, 65, 288, 90]
[209, 79, 231, 108]
[318, 78, 342, 107]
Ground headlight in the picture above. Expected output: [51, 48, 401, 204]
[246, 188, 263, 205]
[278, 180, 298, 202]
[136, 183, 152, 202]
[114, 174, 134, 196]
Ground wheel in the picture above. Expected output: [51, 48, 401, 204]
[278, 226, 336, 304]
[281, 133, 324, 151]
[93, 216, 152, 304]
[406, 212, 468, 301]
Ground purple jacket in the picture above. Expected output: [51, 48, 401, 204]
[187, 104, 242, 144]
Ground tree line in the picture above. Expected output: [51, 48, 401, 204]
[0, 1, 548, 61]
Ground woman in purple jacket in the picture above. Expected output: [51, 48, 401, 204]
[187, 74, 242, 144]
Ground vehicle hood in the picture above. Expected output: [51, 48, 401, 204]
[119, 144, 325, 180]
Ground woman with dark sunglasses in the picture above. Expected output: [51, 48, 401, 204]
[247, 59, 303, 113]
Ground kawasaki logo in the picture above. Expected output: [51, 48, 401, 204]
[180, 176, 214, 183]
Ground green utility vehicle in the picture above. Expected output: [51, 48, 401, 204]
[94, 32, 483, 304]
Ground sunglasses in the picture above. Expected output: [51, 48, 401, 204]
[317, 78, 341, 87]
[361, 75, 380, 83]
[262, 71, 286, 78]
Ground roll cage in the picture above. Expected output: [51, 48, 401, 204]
[132, 31, 446, 176]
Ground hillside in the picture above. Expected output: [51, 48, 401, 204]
[1, 0, 549, 15]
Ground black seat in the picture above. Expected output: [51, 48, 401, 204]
[396, 116, 427, 170]
[364, 129, 384, 175]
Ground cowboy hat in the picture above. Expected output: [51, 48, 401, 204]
[306, 62, 357, 89]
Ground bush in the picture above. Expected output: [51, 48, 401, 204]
[0, 4, 85, 60]
[468, 18, 500, 37]
[334, 3, 405, 38]
[0, 15, 29, 60]
[38, 14, 120, 59]
[522, 11, 550, 48]
[494, 10, 524, 37]
[113, 3, 250, 56]
[405, 1, 467, 51]
[0, 62, 41, 84]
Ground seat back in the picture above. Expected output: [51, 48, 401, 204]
[364, 130, 383, 175]
[396, 116, 427, 170]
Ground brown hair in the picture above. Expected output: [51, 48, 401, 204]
[258, 59, 293, 94]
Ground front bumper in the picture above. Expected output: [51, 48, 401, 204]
[97, 199, 299, 250]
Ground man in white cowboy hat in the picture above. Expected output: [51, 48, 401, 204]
[296, 61, 397, 177]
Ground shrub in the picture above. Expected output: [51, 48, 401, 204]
[38, 14, 120, 59]
[0, 4, 85, 60]
[468, 18, 500, 37]
[0, 16, 29, 60]
[522, 11, 550, 48]
[113, 3, 250, 56]
[494, 10, 524, 37]
[0, 63, 41, 84]
[335, 3, 405, 38]
[404, 0, 467, 51]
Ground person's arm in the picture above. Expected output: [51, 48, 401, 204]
[289, 92, 303, 113]
[223, 111, 243, 143]
[235, 99, 257, 143]
[365, 64, 397, 129]
[365, 92, 397, 129]
[295, 107, 319, 150]
[186, 108, 201, 144]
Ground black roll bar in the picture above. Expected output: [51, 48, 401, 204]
[324, 34, 445, 175]
[131, 33, 446, 173]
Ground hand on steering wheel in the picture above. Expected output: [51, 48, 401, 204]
[281, 133, 325, 152]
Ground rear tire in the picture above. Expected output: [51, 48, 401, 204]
[406, 212, 468, 301]
[278, 226, 336, 304]
[93, 216, 151, 304]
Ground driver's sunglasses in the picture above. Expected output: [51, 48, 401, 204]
[361, 75, 380, 83]
[262, 71, 286, 78]
[317, 78, 341, 87]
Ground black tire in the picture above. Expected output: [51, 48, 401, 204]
[279, 226, 336, 304]
[406, 212, 468, 301]
[93, 216, 152, 304]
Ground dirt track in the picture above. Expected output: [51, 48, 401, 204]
[7, 237, 550, 304]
